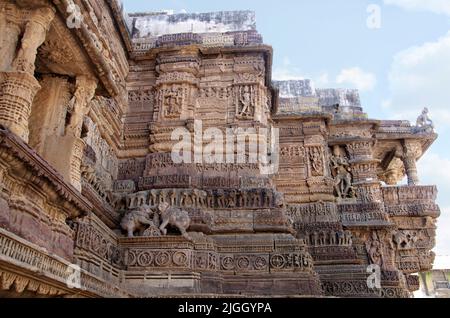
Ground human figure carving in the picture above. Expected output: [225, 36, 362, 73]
[81, 164, 96, 185]
[319, 231, 327, 245]
[198, 190, 208, 208]
[181, 191, 193, 207]
[264, 190, 273, 207]
[127, 191, 148, 209]
[228, 190, 237, 208]
[329, 230, 337, 245]
[157, 202, 191, 240]
[313, 232, 319, 246]
[238, 86, 253, 118]
[217, 189, 226, 208]
[67, 76, 97, 138]
[192, 189, 200, 207]
[136, 191, 148, 207]
[310, 147, 323, 174]
[192, 189, 207, 208]
[330, 146, 353, 199]
[206, 190, 215, 208]
[159, 189, 169, 204]
[366, 232, 384, 267]
[239, 191, 248, 207]
[344, 230, 353, 245]
[337, 231, 345, 245]
[150, 189, 160, 206]
[304, 231, 311, 245]
[164, 87, 182, 116]
[170, 190, 178, 206]
[251, 190, 261, 207]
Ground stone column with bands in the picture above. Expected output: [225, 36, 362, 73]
[0, 5, 55, 143]
[402, 140, 422, 186]
[66, 76, 98, 191]
[346, 140, 382, 203]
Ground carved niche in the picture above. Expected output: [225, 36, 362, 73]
[154, 58, 199, 121]
[233, 73, 266, 121]
[235, 85, 255, 119]
[159, 85, 184, 119]
[330, 145, 356, 200]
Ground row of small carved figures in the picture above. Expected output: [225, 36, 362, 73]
[298, 230, 353, 247]
[110, 188, 285, 211]
[81, 164, 111, 202]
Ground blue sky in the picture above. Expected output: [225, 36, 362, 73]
[123, 0, 450, 265]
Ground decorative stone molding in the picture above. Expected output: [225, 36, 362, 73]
[0, 228, 130, 298]
[0, 125, 91, 217]
[0, 4, 442, 298]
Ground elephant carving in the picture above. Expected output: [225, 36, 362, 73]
[157, 202, 191, 240]
[120, 205, 154, 238]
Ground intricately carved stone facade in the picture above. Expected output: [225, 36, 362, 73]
[0, 2, 441, 298]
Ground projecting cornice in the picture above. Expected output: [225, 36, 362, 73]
[0, 125, 92, 218]
[48, 0, 128, 98]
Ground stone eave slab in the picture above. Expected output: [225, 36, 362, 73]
[0, 125, 92, 218]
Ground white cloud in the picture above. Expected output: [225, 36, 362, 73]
[336, 67, 377, 92]
[272, 68, 306, 81]
[418, 152, 450, 193]
[384, 0, 450, 16]
[272, 68, 331, 91]
[434, 255, 450, 269]
[273, 59, 372, 92]
[384, 31, 450, 131]
[316, 72, 330, 87]
[272, 57, 306, 81]
[435, 206, 450, 262]
[381, 99, 392, 110]
[383, 27, 450, 262]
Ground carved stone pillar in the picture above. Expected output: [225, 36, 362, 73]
[0, 5, 55, 143]
[39, 75, 97, 192]
[65, 76, 97, 192]
[0, 72, 41, 142]
[402, 140, 422, 186]
[29, 75, 72, 154]
[346, 140, 382, 203]
[0, 3, 22, 71]
[12, 6, 55, 74]
[403, 156, 419, 186]
[150, 51, 200, 153]
[66, 76, 98, 138]
[303, 121, 335, 202]
[70, 138, 86, 191]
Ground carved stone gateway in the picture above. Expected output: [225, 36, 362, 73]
[0, 2, 441, 298]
